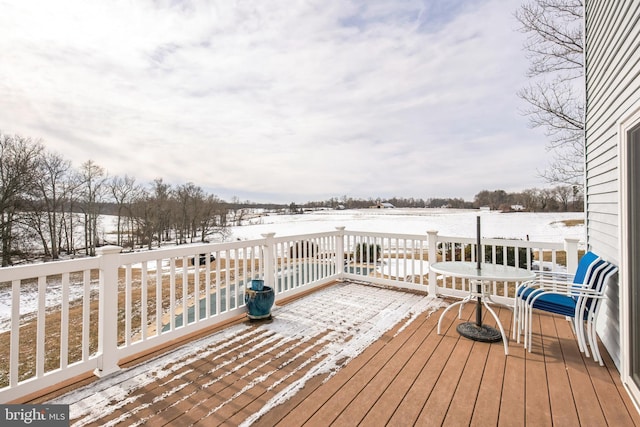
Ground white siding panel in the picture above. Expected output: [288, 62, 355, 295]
[587, 225, 619, 254]
[584, 0, 640, 369]
[598, 294, 620, 348]
[586, 189, 619, 205]
[588, 207, 619, 221]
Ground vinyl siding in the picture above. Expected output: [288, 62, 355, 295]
[585, 0, 640, 369]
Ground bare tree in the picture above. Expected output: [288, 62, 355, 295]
[78, 160, 107, 256]
[150, 178, 173, 248]
[130, 188, 155, 250]
[175, 182, 202, 244]
[109, 175, 140, 248]
[0, 134, 43, 266]
[515, 0, 584, 185]
[473, 190, 509, 210]
[552, 184, 573, 211]
[29, 151, 73, 259]
[198, 194, 228, 242]
[59, 172, 83, 255]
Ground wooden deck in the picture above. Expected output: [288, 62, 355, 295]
[41, 282, 640, 426]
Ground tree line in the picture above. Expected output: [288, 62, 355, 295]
[0, 133, 230, 266]
[1, 132, 584, 267]
[298, 187, 583, 212]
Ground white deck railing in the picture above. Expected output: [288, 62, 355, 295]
[0, 227, 581, 403]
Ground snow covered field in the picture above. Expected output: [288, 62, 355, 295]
[230, 208, 585, 243]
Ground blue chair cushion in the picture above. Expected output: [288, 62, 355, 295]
[517, 285, 577, 305]
[530, 293, 577, 317]
[517, 287, 576, 317]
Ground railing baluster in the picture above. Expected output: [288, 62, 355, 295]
[205, 251, 212, 317]
[125, 265, 132, 346]
[194, 254, 200, 321]
[215, 250, 221, 315]
[82, 270, 91, 361]
[141, 262, 148, 340]
[314, 237, 319, 282]
[10, 279, 20, 387]
[155, 258, 162, 336]
[233, 248, 240, 309]
[60, 272, 70, 369]
[225, 250, 231, 312]
[182, 256, 188, 325]
[169, 258, 176, 331]
[36, 276, 46, 378]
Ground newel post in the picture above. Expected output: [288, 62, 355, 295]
[261, 233, 276, 291]
[335, 227, 346, 278]
[564, 238, 580, 274]
[95, 245, 123, 377]
[427, 230, 439, 295]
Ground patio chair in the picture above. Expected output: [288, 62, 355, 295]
[512, 251, 618, 365]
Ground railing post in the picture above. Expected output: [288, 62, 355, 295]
[261, 233, 276, 292]
[427, 230, 439, 295]
[95, 245, 123, 377]
[564, 238, 580, 273]
[335, 227, 346, 278]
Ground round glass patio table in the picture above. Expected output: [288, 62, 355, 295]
[430, 261, 536, 355]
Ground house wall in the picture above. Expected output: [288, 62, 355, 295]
[585, 1, 640, 369]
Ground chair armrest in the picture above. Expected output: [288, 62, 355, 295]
[532, 270, 575, 282]
[517, 277, 577, 292]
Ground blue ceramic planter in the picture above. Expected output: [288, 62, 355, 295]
[245, 284, 274, 320]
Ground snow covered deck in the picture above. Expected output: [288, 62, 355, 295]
[38, 281, 640, 426]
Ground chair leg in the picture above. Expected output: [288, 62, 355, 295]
[591, 325, 604, 366]
[580, 319, 590, 357]
[586, 315, 604, 366]
[527, 305, 534, 352]
[518, 300, 526, 347]
[570, 317, 589, 356]
[512, 298, 520, 341]
[522, 303, 529, 349]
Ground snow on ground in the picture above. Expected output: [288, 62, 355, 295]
[376, 258, 431, 279]
[51, 281, 446, 426]
[230, 208, 585, 243]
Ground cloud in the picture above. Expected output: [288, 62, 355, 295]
[0, 0, 547, 203]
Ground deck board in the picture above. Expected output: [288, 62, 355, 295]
[303, 305, 433, 425]
[470, 342, 506, 427]
[387, 303, 471, 426]
[362, 311, 451, 425]
[523, 313, 552, 427]
[37, 282, 640, 426]
[440, 338, 488, 427]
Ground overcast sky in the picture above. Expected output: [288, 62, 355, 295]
[0, 0, 548, 204]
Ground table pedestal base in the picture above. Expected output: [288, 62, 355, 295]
[437, 279, 511, 354]
[456, 322, 502, 343]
